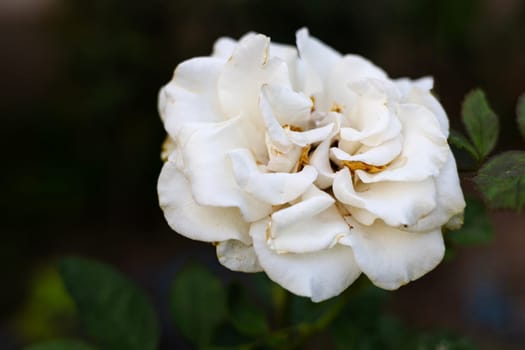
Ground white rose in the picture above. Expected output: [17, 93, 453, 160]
[158, 28, 465, 302]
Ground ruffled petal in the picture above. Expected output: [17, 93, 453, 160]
[261, 84, 312, 129]
[341, 218, 445, 290]
[340, 85, 402, 147]
[259, 87, 294, 151]
[212, 37, 237, 59]
[333, 168, 437, 227]
[268, 186, 350, 253]
[296, 28, 341, 86]
[356, 103, 449, 183]
[229, 149, 317, 205]
[158, 154, 250, 243]
[217, 240, 262, 272]
[310, 137, 336, 189]
[179, 117, 272, 222]
[159, 57, 226, 137]
[326, 55, 389, 108]
[395, 76, 433, 96]
[408, 150, 466, 232]
[331, 136, 402, 166]
[218, 33, 290, 119]
[333, 55, 388, 85]
[287, 123, 335, 147]
[251, 218, 361, 302]
[395, 77, 449, 137]
[265, 134, 303, 173]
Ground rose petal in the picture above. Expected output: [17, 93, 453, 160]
[395, 76, 434, 95]
[310, 137, 336, 189]
[341, 218, 445, 290]
[287, 123, 335, 147]
[217, 240, 262, 272]
[268, 186, 350, 253]
[326, 55, 389, 108]
[212, 37, 237, 58]
[229, 148, 317, 205]
[218, 33, 290, 118]
[296, 27, 341, 86]
[261, 84, 312, 129]
[159, 57, 226, 137]
[333, 168, 437, 227]
[333, 55, 388, 85]
[158, 154, 250, 243]
[179, 117, 272, 222]
[331, 135, 402, 166]
[408, 150, 466, 232]
[268, 42, 299, 87]
[339, 84, 402, 147]
[396, 77, 449, 136]
[356, 103, 449, 183]
[251, 218, 361, 302]
[259, 87, 294, 151]
[265, 133, 303, 173]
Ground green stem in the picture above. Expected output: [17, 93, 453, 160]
[239, 288, 352, 350]
[272, 284, 290, 328]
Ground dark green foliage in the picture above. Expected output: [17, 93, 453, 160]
[23, 339, 97, 350]
[59, 257, 159, 350]
[228, 282, 268, 336]
[474, 151, 525, 211]
[461, 89, 499, 161]
[170, 264, 228, 348]
[23, 259, 478, 350]
[331, 284, 475, 350]
[449, 129, 478, 161]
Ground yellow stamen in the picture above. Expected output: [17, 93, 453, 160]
[341, 160, 388, 174]
[282, 124, 303, 132]
[330, 102, 343, 113]
[296, 144, 311, 171]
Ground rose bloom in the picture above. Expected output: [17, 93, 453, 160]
[158, 28, 465, 302]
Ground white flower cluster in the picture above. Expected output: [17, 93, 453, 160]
[158, 29, 465, 301]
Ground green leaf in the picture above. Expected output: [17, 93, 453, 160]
[170, 264, 227, 347]
[474, 151, 525, 211]
[228, 283, 268, 336]
[24, 339, 97, 350]
[59, 257, 159, 350]
[448, 197, 493, 245]
[517, 93, 525, 141]
[12, 265, 77, 341]
[461, 89, 499, 161]
[449, 129, 479, 161]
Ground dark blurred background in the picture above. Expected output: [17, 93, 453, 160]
[1, 0, 524, 349]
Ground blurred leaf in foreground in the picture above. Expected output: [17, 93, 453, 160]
[59, 257, 159, 350]
[228, 282, 268, 336]
[474, 151, 525, 211]
[461, 89, 499, 161]
[12, 265, 76, 342]
[24, 339, 97, 350]
[170, 264, 227, 348]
